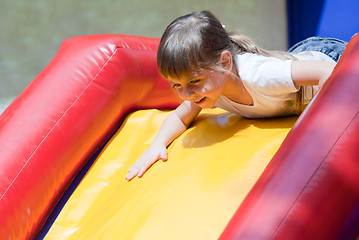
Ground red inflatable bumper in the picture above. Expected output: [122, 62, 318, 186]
[0, 35, 179, 239]
[220, 34, 359, 239]
[0, 34, 358, 239]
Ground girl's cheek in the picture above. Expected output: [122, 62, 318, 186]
[174, 88, 184, 100]
[200, 83, 214, 93]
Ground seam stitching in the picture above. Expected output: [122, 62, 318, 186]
[270, 111, 358, 239]
[0, 46, 123, 201]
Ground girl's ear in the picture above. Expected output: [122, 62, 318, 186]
[219, 50, 233, 73]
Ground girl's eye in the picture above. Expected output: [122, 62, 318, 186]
[190, 79, 201, 84]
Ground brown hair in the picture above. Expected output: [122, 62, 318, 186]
[157, 10, 304, 114]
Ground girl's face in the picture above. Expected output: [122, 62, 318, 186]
[168, 68, 228, 108]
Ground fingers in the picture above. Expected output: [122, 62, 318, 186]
[136, 156, 158, 178]
[160, 151, 168, 162]
[125, 170, 137, 181]
[125, 157, 156, 181]
[125, 164, 139, 180]
[137, 166, 148, 178]
[126, 146, 168, 181]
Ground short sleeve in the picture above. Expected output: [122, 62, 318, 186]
[235, 53, 299, 95]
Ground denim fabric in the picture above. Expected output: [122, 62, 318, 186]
[288, 37, 347, 62]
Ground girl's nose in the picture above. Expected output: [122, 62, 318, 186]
[178, 88, 195, 100]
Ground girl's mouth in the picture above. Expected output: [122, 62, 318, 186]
[194, 97, 206, 104]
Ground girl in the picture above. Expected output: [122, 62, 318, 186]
[126, 10, 346, 181]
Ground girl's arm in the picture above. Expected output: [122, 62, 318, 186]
[126, 100, 201, 180]
[291, 60, 336, 88]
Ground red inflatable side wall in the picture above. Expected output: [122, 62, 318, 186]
[0, 35, 179, 239]
[220, 34, 359, 239]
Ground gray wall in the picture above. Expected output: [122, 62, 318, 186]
[0, 0, 287, 113]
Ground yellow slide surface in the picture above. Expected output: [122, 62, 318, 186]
[45, 108, 297, 239]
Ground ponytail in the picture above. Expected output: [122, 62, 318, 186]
[229, 32, 304, 114]
[228, 32, 297, 60]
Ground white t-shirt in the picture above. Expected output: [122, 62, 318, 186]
[214, 51, 335, 118]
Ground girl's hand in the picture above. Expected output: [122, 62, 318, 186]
[125, 101, 200, 181]
[125, 143, 168, 181]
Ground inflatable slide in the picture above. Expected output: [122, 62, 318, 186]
[0, 34, 358, 239]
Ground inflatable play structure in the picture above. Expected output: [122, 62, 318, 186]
[287, 0, 359, 46]
[0, 33, 358, 239]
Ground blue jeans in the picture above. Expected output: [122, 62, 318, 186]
[288, 37, 347, 62]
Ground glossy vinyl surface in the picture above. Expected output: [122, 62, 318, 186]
[45, 108, 296, 239]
